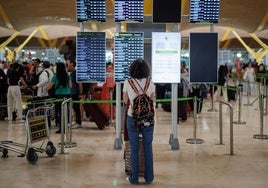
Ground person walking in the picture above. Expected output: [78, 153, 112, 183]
[243, 62, 256, 95]
[123, 58, 155, 184]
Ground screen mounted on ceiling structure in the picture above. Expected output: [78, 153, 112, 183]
[114, 0, 144, 23]
[153, 0, 181, 23]
[76, 0, 106, 22]
[190, 0, 220, 23]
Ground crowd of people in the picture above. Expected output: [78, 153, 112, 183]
[0, 59, 88, 134]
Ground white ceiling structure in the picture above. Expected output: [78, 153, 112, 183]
[0, 0, 267, 50]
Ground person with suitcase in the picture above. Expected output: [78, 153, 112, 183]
[123, 58, 155, 184]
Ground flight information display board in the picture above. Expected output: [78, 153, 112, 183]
[189, 32, 218, 83]
[114, 0, 143, 22]
[152, 32, 181, 83]
[76, 0, 106, 22]
[190, 0, 220, 23]
[76, 32, 106, 82]
[114, 32, 144, 82]
[153, 0, 181, 23]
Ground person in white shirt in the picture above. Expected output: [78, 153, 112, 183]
[32, 61, 54, 97]
[123, 58, 155, 185]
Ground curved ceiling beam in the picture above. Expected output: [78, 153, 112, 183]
[0, 31, 20, 49]
[256, 10, 268, 31]
[38, 26, 50, 40]
[15, 27, 39, 52]
[0, 2, 15, 31]
[249, 33, 268, 50]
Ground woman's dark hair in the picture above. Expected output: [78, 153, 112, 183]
[129, 58, 151, 79]
[56, 62, 68, 87]
[42, 61, 50, 68]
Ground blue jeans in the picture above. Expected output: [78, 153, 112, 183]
[127, 116, 154, 184]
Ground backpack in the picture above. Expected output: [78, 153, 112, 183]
[128, 79, 154, 130]
[45, 70, 55, 97]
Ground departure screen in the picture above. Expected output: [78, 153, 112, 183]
[76, 0, 106, 22]
[114, 32, 144, 82]
[76, 32, 106, 82]
[190, 0, 220, 23]
[114, 0, 143, 23]
[153, 0, 181, 23]
[152, 32, 181, 83]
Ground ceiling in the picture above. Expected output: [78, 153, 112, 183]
[0, 0, 267, 49]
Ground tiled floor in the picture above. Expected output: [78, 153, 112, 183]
[0, 91, 268, 188]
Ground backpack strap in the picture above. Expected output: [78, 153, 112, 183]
[128, 79, 139, 95]
[129, 78, 152, 112]
[132, 78, 150, 94]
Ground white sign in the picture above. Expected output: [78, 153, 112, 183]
[152, 32, 181, 83]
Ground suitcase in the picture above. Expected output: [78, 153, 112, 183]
[124, 137, 144, 176]
[227, 86, 236, 101]
[83, 103, 110, 130]
[0, 93, 7, 120]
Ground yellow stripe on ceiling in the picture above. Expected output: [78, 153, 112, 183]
[256, 10, 268, 31]
[15, 27, 39, 52]
[220, 27, 233, 42]
[144, 0, 152, 15]
[0, 31, 20, 49]
[232, 30, 256, 58]
[37, 38, 47, 48]
[50, 39, 58, 48]
[38, 26, 50, 40]
[59, 37, 69, 47]
[255, 50, 268, 64]
[222, 39, 231, 49]
[0, 2, 15, 31]
[181, 0, 186, 15]
[249, 33, 268, 50]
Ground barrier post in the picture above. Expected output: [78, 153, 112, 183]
[253, 94, 268, 139]
[170, 83, 179, 150]
[113, 23, 122, 150]
[208, 84, 218, 112]
[114, 82, 122, 150]
[264, 79, 267, 116]
[218, 100, 234, 155]
[60, 98, 77, 154]
[186, 97, 204, 144]
[234, 84, 246, 124]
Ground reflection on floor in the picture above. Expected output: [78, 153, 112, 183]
[0, 92, 268, 188]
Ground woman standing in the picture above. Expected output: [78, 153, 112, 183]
[46, 62, 71, 133]
[123, 59, 155, 184]
[7, 62, 28, 123]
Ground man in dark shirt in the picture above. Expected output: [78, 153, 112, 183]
[66, 59, 83, 128]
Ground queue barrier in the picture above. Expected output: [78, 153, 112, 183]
[218, 100, 234, 155]
[253, 94, 268, 139]
[186, 96, 204, 144]
[60, 98, 77, 154]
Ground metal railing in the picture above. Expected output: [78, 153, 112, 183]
[219, 100, 234, 155]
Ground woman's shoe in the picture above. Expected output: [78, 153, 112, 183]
[55, 130, 61, 134]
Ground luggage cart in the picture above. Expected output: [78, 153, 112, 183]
[26, 96, 55, 127]
[0, 104, 56, 164]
